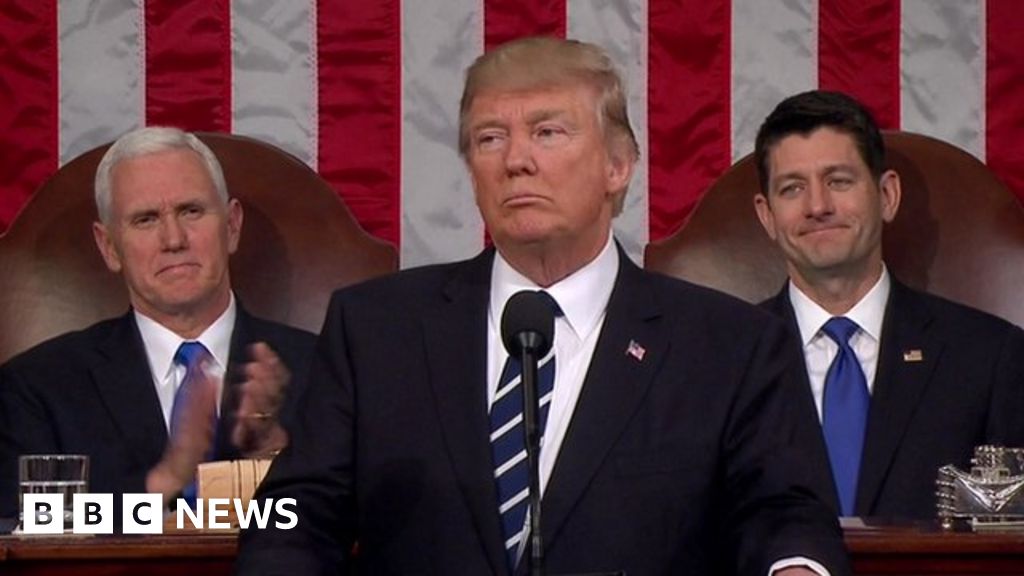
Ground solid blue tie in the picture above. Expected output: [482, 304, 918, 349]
[170, 341, 215, 506]
[490, 293, 562, 570]
[821, 317, 870, 517]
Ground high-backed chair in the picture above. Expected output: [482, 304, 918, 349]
[0, 133, 397, 363]
[645, 131, 1024, 327]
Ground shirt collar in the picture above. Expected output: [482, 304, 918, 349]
[490, 233, 619, 342]
[135, 294, 237, 378]
[789, 266, 890, 346]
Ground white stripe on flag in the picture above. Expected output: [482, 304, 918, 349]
[58, 0, 143, 165]
[730, 0, 817, 162]
[400, 0, 484, 268]
[232, 0, 318, 168]
[569, 0, 649, 264]
[900, 0, 985, 160]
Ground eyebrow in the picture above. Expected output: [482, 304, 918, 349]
[772, 163, 858, 184]
[470, 108, 573, 133]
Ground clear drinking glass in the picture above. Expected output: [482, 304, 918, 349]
[18, 454, 89, 524]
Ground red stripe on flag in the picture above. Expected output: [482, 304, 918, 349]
[145, 0, 231, 131]
[0, 1, 57, 232]
[483, 0, 565, 49]
[647, 0, 732, 241]
[986, 0, 1024, 204]
[317, 1, 401, 247]
[818, 0, 901, 129]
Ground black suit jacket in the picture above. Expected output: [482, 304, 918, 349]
[0, 305, 315, 518]
[763, 279, 1024, 518]
[236, 248, 849, 576]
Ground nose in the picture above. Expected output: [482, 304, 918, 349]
[804, 179, 835, 218]
[159, 215, 188, 251]
[503, 130, 537, 176]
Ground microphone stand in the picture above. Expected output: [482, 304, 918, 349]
[518, 347, 623, 576]
[518, 345, 545, 576]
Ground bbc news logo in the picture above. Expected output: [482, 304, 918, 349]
[21, 493, 297, 534]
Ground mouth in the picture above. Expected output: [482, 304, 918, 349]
[799, 223, 848, 237]
[157, 262, 201, 276]
[502, 193, 548, 208]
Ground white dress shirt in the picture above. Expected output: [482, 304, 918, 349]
[789, 268, 890, 421]
[487, 233, 618, 497]
[135, 295, 236, 429]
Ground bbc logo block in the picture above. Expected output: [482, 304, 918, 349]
[20, 493, 297, 534]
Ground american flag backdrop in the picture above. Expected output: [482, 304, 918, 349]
[2, 0, 1022, 268]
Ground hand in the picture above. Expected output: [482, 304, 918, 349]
[232, 342, 290, 457]
[146, 364, 218, 504]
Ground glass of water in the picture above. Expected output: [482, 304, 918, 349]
[18, 454, 89, 524]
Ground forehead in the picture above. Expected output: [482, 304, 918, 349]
[467, 83, 598, 124]
[109, 149, 217, 205]
[768, 127, 866, 175]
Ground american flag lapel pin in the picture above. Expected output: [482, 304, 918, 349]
[626, 339, 646, 362]
[903, 349, 924, 362]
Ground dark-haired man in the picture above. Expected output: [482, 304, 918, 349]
[754, 90, 1024, 519]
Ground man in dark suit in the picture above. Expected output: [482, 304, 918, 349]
[752, 90, 1024, 519]
[236, 37, 848, 575]
[0, 127, 315, 517]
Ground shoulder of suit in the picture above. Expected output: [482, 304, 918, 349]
[896, 283, 1022, 338]
[1, 314, 128, 372]
[639, 268, 782, 327]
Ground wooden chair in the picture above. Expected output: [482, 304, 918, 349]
[0, 133, 397, 363]
[644, 131, 1024, 327]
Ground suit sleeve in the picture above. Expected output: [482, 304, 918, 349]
[985, 323, 1024, 445]
[0, 362, 63, 518]
[722, 317, 852, 575]
[234, 295, 358, 575]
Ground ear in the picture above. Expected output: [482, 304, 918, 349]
[753, 193, 778, 241]
[226, 198, 244, 254]
[878, 169, 902, 223]
[605, 147, 636, 199]
[93, 221, 123, 273]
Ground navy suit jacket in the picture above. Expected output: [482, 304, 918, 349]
[763, 279, 1024, 518]
[0, 305, 315, 518]
[236, 247, 850, 576]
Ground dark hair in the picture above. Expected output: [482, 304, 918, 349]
[754, 90, 885, 194]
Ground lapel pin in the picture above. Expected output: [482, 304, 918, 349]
[903, 349, 924, 362]
[626, 339, 646, 362]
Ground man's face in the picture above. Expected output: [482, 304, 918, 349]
[93, 148, 242, 324]
[754, 126, 900, 286]
[465, 84, 633, 261]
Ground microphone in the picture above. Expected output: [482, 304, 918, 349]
[501, 290, 555, 576]
[499, 292, 624, 576]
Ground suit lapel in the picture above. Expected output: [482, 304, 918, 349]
[856, 281, 942, 514]
[765, 290, 842, 513]
[90, 312, 168, 470]
[422, 251, 508, 575]
[541, 256, 668, 549]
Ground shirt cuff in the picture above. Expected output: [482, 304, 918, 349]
[770, 556, 831, 576]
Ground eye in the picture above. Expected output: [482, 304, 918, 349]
[828, 177, 853, 191]
[777, 182, 803, 197]
[180, 204, 205, 219]
[474, 130, 506, 152]
[534, 124, 569, 146]
[131, 213, 158, 228]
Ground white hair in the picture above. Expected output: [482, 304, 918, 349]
[94, 127, 228, 223]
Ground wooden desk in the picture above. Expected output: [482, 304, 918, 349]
[3, 525, 1024, 574]
[0, 532, 236, 575]
[846, 524, 1024, 575]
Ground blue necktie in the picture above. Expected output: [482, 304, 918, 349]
[489, 293, 562, 570]
[170, 341, 215, 505]
[821, 317, 870, 516]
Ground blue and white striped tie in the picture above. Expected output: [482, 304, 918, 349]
[489, 298, 561, 570]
